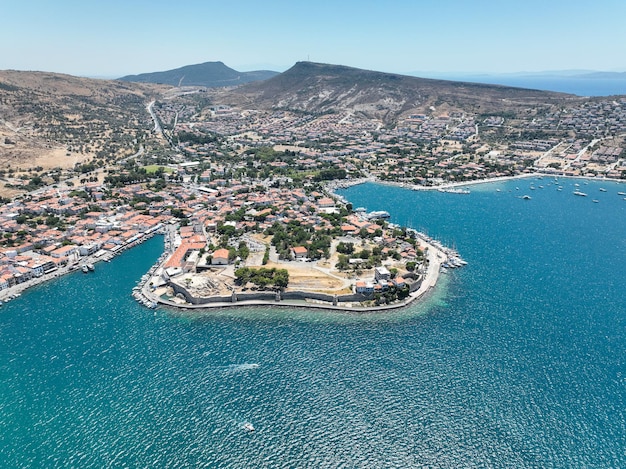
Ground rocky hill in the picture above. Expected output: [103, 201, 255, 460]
[118, 61, 279, 88]
[215, 61, 582, 122]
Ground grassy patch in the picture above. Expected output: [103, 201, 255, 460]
[142, 165, 175, 174]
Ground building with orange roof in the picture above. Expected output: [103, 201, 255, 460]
[211, 248, 230, 265]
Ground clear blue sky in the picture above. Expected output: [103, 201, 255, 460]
[1, 0, 625, 77]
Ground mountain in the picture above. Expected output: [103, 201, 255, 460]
[215, 61, 578, 123]
[118, 61, 279, 88]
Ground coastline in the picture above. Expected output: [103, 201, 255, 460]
[0, 229, 163, 305]
[137, 231, 448, 313]
[0, 173, 511, 313]
[5, 171, 622, 312]
[326, 171, 625, 197]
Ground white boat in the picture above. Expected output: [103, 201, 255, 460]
[366, 210, 390, 220]
[242, 422, 255, 432]
[522, 195, 531, 200]
[87, 263, 95, 271]
[81, 265, 89, 273]
[438, 188, 470, 194]
[592, 200, 599, 203]
[573, 191, 587, 197]
[617, 192, 626, 196]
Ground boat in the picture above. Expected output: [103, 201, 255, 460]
[242, 422, 255, 432]
[522, 195, 532, 200]
[438, 188, 470, 194]
[87, 263, 95, 271]
[592, 200, 599, 203]
[573, 191, 587, 197]
[366, 210, 390, 220]
[599, 188, 607, 192]
[617, 192, 626, 196]
[81, 265, 89, 273]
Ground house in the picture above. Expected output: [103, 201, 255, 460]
[211, 248, 230, 265]
[340, 224, 358, 235]
[394, 277, 407, 288]
[317, 197, 335, 208]
[0, 274, 10, 290]
[355, 281, 374, 294]
[291, 246, 308, 259]
[50, 245, 78, 260]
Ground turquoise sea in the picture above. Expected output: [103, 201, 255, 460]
[1, 177, 625, 468]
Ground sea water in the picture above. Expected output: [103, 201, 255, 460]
[0, 177, 624, 467]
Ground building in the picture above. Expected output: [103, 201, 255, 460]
[374, 266, 391, 281]
[291, 246, 308, 259]
[211, 248, 230, 265]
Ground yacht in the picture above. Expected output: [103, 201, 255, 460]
[81, 265, 89, 273]
[366, 210, 390, 220]
[242, 422, 255, 432]
[573, 191, 587, 197]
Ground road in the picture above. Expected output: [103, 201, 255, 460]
[147, 100, 162, 134]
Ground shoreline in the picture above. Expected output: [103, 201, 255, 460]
[0, 229, 162, 304]
[5, 171, 622, 311]
[326, 171, 625, 196]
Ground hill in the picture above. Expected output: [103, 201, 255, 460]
[0, 70, 165, 192]
[118, 61, 279, 88]
[216, 61, 581, 122]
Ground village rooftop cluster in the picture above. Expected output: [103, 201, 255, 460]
[0, 173, 430, 308]
[151, 94, 626, 187]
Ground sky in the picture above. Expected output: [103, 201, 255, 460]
[1, 0, 625, 77]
